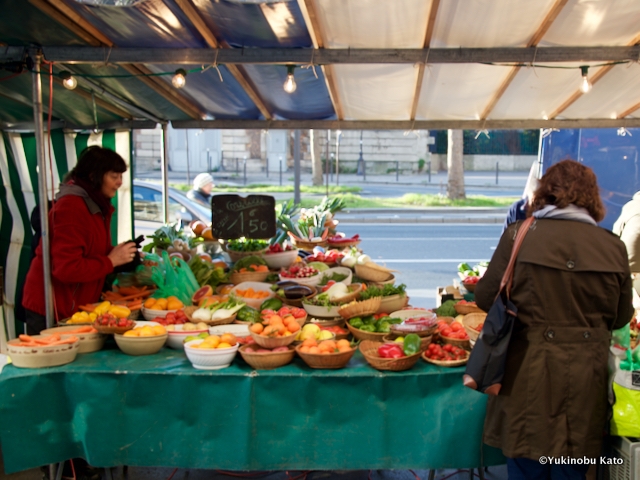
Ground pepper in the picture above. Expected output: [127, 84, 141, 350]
[108, 305, 131, 319]
[359, 324, 376, 332]
[378, 343, 405, 358]
[349, 317, 363, 328]
[376, 321, 391, 333]
[362, 315, 376, 325]
[260, 298, 283, 312]
[402, 333, 421, 356]
[386, 317, 403, 325]
[236, 306, 260, 323]
[93, 301, 111, 315]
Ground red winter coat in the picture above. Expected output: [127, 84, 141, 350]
[22, 185, 114, 321]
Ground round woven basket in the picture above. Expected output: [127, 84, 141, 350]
[345, 321, 387, 342]
[454, 302, 484, 315]
[295, 345, 356, 369]
[276, 290, 317, 308]
[309, 316, 345, 328]
[383, 333, 432, 352]
[354, 263, 393, 283]
[128, 308, 142, 320]
[329, 283, 363, 304]
[291, 238, 328, 251]
[422, 350, 469, 367]
[389, 324, 436, 338]
[461, 281, 477, 293]
[250, 331, 298, 348]
[222, 244, 268, 263]
[440, 334, 471, 350]
[92, 321, 135, 335]
[462, 312, 487, 342]
[358, 340, 422, 372]
[376, 294, 409, 314]
[327, 239, 361, 249]
[338, 297, 382, 320]
[183, 306, 237, 326]
[239, 344, 295, 370]
[229, 270, 270, 285]
[367, 274, 396, 288]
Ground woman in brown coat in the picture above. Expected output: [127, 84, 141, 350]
[475, 160, 633, 480]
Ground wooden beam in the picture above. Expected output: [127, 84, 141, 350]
[298, 0, 344, 119]
[46, 0, 114, 46]
[172, 118, 640, 130]
[173, 0, 272, 119]
[28, 0, 102, 46]
[29, 45, 640, 65]
[53, 77, 132, 119]
[618, 100, 640, 119]
[551, 32, 640, 119]
[480, 0, 568, 120]
[410, 0, 441, 121]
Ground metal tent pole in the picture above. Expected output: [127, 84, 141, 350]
[294, 130, 301, 204]
[32, 53, 54, 328]
[161, 123, 170, 224]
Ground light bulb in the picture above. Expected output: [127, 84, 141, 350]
[172, 69, 187, 89]
[283, 65, 296, 93]
[580, 66, 591, 93]
[60, 71, 77, 90]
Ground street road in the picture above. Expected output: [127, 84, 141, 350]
[338, 223, 504, 310]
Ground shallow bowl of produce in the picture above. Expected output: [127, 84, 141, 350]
[354, 263, 394, 283]
[383, 333, 432, 352]
[295, 345, 357, 369]
[461, 281, 477, 293]
[114, 332, 168, 356]
[230, 282, 275, 310]
[229, 270, 270, 285]
[367, 273, 396, 288]
[165, 325, 209, 350]
[239, 344, 295, 370]
[309, 316, 346, 328]
[461, 313, 486, 342]
[7, 337, 81, 368]
[454, 302, 484, 315]
[389, 309, 436, 322]
[250, 331, 298, 349]
[302, 302, 342, 319]
[422, 348, 469, 367]
[345, 321, 388, 342]
[338, 297, 382, 320]
[41, 325, 106, 354]
[278, 272, 322, 287]
[209, 324, 251, 338]
[376, 294, 409, 315]
[358, 340, 422, 372]
[184, 339, 239, 370]
[262, 249, 299, 269]
[141, 307, 179, 321]
[440, 333, 471, 350]
[319, 266, 353, 286]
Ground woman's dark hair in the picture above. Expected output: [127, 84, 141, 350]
[529, 159, 605, 222]
[69, 146, 127, 191]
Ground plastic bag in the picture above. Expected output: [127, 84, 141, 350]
[610, 346, 640, 437]
[149, 251, 199, 305]
[612, 324, 630, 350]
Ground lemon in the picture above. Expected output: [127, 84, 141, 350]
[217, 342, 232, 349]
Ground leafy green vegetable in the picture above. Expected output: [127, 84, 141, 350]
[304, 292, 335, 309]
[188, 255, 228, 288]
[360, 283, 407, 300]
[233, 255, 267, 271]
[226, 238, 269, 252]
[318, 272, 349, 285]
[434, 299, 458, 317]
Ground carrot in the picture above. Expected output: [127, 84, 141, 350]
[321, 227, 329, 240]
[19, 334, 34, 343]
[78, 304, 96, 312]
[47, 336, 78, 346]
[67, 326, 95, 334]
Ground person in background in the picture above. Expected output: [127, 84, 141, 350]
[187, 172, 214, 207]
[502, 162, 539, 232]
[475, 160, 633, 480]
[22, 146, 138, 335]
[613, 191, 640, 273]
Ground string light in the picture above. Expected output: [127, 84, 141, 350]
[59, 71, 77, 90]
[579, 66, 591, 93]
[283, 65, 296, 93]
[172, 69, 187, 89]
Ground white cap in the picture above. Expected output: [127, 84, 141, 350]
[193, 173, 214, 190]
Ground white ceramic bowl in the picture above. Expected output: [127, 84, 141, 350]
[389, 309, 437, 322]
[320, 266, 353, 286]
[141, 307, 178, 321]
[7, 337, 80, 368]
[166, 325, 209, 350]
[40, 326, 106, 354]
[262, 249, 299, 269]
[302, 302, 342, 319]
[184, 339, 239, 370]
[209, 324, 250, 338]
[278, 272, 322, 287]
[114, 333, 168, 355]
[230, 281, 275, 310]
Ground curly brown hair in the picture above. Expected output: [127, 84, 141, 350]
[529, 159, 605, 222]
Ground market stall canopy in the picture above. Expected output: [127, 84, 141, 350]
[2, 0, 640, 130]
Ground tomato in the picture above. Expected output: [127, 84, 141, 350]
[450, 322, 463, 332]
[291, 308, 306, 319]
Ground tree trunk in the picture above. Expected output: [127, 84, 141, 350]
[310, 129, 323, 186]
[447, 129, 466, 200]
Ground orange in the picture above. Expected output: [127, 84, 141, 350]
[167, 299, 183, 310]
[152, 325, 166, 335]
[190, 220, 207, 237]
[217, 342, 232, 349]
[338, 344, 351, 352]
[268, 315, 283, 325]
[220, 333, 237, 346]
[321, 351, 331, 355]
[202, 228, 215, 241]
[250, 323, 264, 334]
[282, 330, 292, 337]
[337, 339, 351, 350]
[273, 324, 286, 335]
[321, 340, 336, 351]
[308, 346, 321, 354]
[299, 346, 310, 353]
[287, 322, 300, 333]
[218, 284, 234, 295]
[302, 338, 317, 348]
[154, 299, 168, 310]
[263, 325, 279, 337]
[144, 298, 156, 309]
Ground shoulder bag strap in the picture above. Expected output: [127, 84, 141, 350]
[498, 216, 535, 300]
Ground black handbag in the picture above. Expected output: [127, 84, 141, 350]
[463, 216, 534, 396]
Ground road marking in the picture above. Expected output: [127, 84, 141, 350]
[405, 289, 437, 299]
[373, 259, 490, 263]
[360, 237, 498, 241]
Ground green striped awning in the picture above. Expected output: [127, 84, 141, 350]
[0, 130, 132, 349]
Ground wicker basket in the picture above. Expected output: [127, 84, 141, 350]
[354, 263, 393, 283]
[454, 302, 484, 315]
[461, 281, 477, 293]
[276, 290, 317, 308]
[229, 270, 269, 285]
[309, 316, 345, 328]
[295, 345, 357, 369]
[128, 308, 142, 320]
[376, 294, 409, 314]
[389, 324, 436, 338]
[338, 297, 382, 320]
[184, 306, 237, 326]
[440, 334, 471, 350]
[367, 274, 396, 288]
[345, 321, 388, 342]
[222, 244, 268, 263]
[92, 321, 135, 335]
[462, 312, 487, 342]
[250, 331, 298, 348]
[291, 237, 328, 251]
[330, 283, 363, 304]
[239, 344, 295, 370]
[422, 350, 469, 367]
[327, 239, 361, 249]
[359, 340, 422, 372]
[383, 334, 433, 352]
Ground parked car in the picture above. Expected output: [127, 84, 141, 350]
[133, 180, 211, 240]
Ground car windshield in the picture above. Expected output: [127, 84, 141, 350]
[170, 188, 211, 220]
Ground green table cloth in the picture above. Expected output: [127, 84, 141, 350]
[0, 343, 504, 474]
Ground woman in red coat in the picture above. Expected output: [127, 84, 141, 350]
[22, 146, 138, 334]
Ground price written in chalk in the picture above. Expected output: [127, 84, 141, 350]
[211, 194, 276, 240]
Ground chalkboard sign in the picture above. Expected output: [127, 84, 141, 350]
[211, 194, 276, 240]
